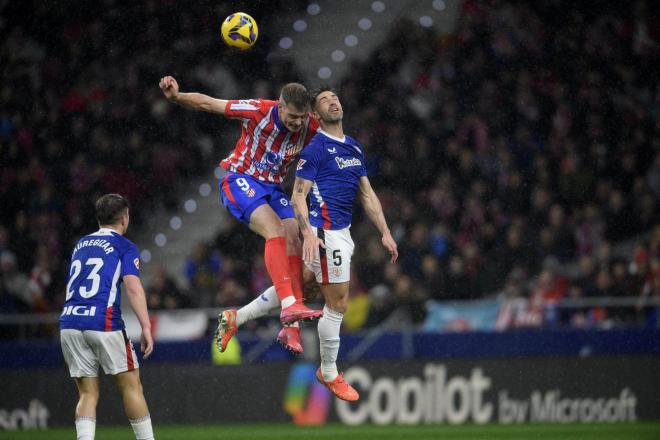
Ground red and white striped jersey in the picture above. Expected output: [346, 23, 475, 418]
[220, 99, 319, 183]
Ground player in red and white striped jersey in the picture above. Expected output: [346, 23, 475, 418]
[159, 76, 322, 353]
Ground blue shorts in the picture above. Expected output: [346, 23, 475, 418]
[219, 173, 294, 226]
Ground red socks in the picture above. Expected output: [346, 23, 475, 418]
[288, 255, 304, 303]
[265, 237, 294, 302]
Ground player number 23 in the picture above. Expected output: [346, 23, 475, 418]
[66, 258, 105, 300]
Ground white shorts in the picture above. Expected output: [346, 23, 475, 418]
[306, 226, 354, 284]
[60, 329, 139, 377]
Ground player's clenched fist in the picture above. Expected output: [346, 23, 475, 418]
[159, 76, 179, 101]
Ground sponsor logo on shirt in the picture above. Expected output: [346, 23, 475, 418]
[61, 305, 97, 317]
[134, 258, 140, 270]
[327, 147, 337, 154]
[297, 159, 307, 170]
[335, 157, 362, 170]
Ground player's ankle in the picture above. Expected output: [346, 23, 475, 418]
[281, 296, 296, 308]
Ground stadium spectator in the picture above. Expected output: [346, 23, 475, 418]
[147, 264, 190, 310]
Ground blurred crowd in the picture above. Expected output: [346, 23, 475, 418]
[0, 0, 306, 317]
[1, 0, 659, 333]
[338, 0, 660, 328]
[178, 0, 660, 331]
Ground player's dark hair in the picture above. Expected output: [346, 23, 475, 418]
[310, 85, 338, 109]
[96, 193, 129, 226]
[280, 83, 310, 111]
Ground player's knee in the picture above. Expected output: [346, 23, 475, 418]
[286, 234, 301, 252]
[265, 223, 286, 240]
[80, 387, 99, 403]
[329, 298, 348, 314]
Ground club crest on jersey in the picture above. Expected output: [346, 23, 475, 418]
[254, 151, 283, 172]
[335, 157, 362, 170]
[327, 147, 337, 154]
[296, 159, 306, 170]
[265, 151, 283, 165]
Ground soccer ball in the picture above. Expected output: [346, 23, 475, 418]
[221, 12, 258, 50]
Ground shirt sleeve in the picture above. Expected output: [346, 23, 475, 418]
[224, 99, 270, 120]
[120, 242, 141, 278]
[296, 142, 323, 181]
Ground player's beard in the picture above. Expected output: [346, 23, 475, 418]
[323, 109, 343, 124]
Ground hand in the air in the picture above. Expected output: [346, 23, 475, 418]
[159, 76, 179, 101]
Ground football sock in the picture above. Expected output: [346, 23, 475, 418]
[129, 415, 154, 440]
[318, 305, 343, 381]
[236, 286, 279, 326]
[264, 237, 296, 307]
[75, 416, 96, 440]
[288, 255, 304, 303]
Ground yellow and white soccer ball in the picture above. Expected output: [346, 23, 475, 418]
[221, 12, 258, 50]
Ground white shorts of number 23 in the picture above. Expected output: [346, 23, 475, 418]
[307, 226, 354, 284]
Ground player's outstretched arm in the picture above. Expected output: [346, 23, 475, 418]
[123, 275, 154, 358]
[359, 176, 398, 263]
[159, 76, 228, 115]
[292, 177, 325, 265]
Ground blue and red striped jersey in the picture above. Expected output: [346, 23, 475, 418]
[221, 99, 319, 183]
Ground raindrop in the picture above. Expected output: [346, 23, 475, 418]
[154, 233, 167, 247]
[331, 50, 346, 62]
[140, 249, 151, 263]
[344, 34, 359, 47]
[199, 183, 212, 197]
[419, 16, 433, 28]
[279, 37, 293, 49]
[214, 167, 224, 179]
[184, 199, 197, 213]
[358, 18, 372, 31]
[371, 1, 385, 13]
[293, 20, 307, 32]
[307, 3, 321, 15]
[432, 0, 446, 12]
[170, 216, 182, 230]
[318, 67, 332, 79]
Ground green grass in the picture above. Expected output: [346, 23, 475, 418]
[1, 423, 659, 440]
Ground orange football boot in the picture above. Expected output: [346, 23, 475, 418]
[214, 309, 237, 352]
[316, 368, 359, 401]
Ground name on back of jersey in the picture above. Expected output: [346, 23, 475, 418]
[73, 239, 115, 255]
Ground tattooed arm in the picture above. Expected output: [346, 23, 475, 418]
[291, 177, 325, 265]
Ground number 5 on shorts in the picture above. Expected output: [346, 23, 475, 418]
[333, 249, 342, 266]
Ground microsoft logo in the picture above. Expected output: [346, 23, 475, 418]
[283, 363, 331, 425]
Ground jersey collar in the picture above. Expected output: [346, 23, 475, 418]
[272, 103, 287, 132]
[319, 128, 346, 143]
[94, 227, 117, 236]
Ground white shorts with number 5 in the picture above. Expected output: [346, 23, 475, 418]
[307, 226, 354, 284]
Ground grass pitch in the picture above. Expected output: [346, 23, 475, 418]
[1, 422, 659, 439]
